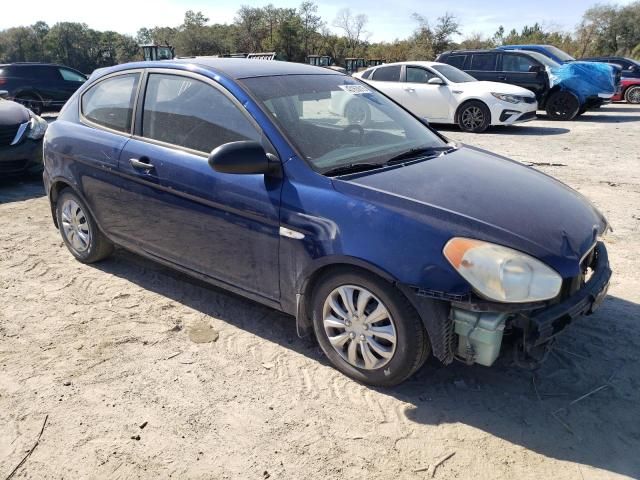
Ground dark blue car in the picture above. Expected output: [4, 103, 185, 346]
[43, 59, 611, 386]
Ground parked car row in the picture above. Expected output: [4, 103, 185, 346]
[39, 58, 613, 386]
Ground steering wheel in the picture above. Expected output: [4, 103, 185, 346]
[339, 124, 365, 146]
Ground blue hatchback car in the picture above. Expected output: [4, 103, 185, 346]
[43, 59, 611, 386]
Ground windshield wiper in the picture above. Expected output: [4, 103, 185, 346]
[386, 145, 456, 165]
[322, 162, 385, 177]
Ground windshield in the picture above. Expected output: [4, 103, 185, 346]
[242, 74, 447, 173]
[545, 46, 575, 62]
[431, 65, 476, 83]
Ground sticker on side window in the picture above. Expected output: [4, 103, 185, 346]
[338, 85, 372, 94]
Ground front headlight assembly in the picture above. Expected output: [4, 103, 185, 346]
[27, 114, 48, 140]
[443, 237, 562, 303]
[491, 92, 525, 104]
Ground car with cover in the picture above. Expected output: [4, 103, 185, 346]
[0, 62, 87, 115]
[0, 90, 47, 176]
[43, 59, 611, 386]
[436, 49, 618, 120]
[350, 61, 537, 132]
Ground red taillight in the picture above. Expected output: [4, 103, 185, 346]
[0, 78, 6, 85]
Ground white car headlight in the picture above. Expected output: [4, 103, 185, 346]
[491, 92, 524, 104]
[443, 237, 562, 303]
[27, 114, 48, 140]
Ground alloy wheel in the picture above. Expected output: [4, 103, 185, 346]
[61, 198, 91, 253]
[461, 106, 484, 130]
[626, 86, 640, 104]
[322, 285, 397, 370]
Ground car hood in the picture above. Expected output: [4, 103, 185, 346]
[332, 145, 607, 274]
[460, 81, 536, 97]
[0, 99, 30, 126]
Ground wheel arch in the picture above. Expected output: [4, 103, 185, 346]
[295, 256, 420, 337]
[454, 98, 492, 124]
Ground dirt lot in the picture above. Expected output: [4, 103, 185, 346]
[1, 105, 639, 480]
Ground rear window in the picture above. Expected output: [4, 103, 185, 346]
[81, 73, 140, 132]
[470, 53, 497, 71]
[361, 69, 373, 79]
[447, 55, 467, 69]
[372, 65, 401, 82]
[16, 65, 60, 80]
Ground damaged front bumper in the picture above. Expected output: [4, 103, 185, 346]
[409, 242, 611, 366]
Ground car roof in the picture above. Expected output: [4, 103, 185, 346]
[366, 60, 448, 69]
[168, 58, 341, 79]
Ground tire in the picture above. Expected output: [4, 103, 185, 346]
[15, 94, 43, 115]
[624, 86, 640, 104]
[457, 100, 491, 133]
[344, 99, 371, 125]
[311, 268, 430, 387]
[55, 189, 114, 263]
[545, 91, 580, 120]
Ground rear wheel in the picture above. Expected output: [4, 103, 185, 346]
[457, 100, 491, 133]
[14, 94, 43, 115]
[545, 91, 580, 120]
[311, 268, 430, 387]
[55, 189, 114, 263]
[625, 86, 640, 104]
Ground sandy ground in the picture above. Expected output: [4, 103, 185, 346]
[1, 105, 639, 480]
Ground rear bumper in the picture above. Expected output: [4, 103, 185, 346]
[0, 139, 43, 176]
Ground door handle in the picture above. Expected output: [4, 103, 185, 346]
[404, 87, 415, 92]
[130, 157, 154, 171]
[497, 76, 507, 81]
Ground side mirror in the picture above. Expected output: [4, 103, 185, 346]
[208, 141, 280, 175]
[427, 77, 444, 85]
[0, 90, 8, 99]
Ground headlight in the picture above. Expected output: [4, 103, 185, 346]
[491, 92, 524, 104]
[443, 237, 562, 303]
[27, 114, 48, 140]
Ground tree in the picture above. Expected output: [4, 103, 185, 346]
[299, 1, 324, 56]
[333, 8, 368, 56]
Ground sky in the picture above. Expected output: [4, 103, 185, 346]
[0, 0, 635, 42]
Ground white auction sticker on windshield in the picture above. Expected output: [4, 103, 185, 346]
[338, 85, 372, 94]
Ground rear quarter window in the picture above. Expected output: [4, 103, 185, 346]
[81, 73, 140, 133]
[371, 65, 401, 82]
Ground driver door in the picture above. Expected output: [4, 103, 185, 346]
[116, 71, 282, 301]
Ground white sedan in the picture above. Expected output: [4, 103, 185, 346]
[344, 61, 538, 132]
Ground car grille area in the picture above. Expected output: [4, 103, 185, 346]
[0, 124, 20, 146]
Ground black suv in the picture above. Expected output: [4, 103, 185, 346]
[0, 63, 87, 114]
[436, 49, 610, 120]
[581, 56, 640, 79]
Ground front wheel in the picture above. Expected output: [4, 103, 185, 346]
[55, 189, 114, 263]
[312, 268, 430, 387]
[545, 91, 580, 120]
[457, 101, 491, 133]
[625, 86, 640, 104]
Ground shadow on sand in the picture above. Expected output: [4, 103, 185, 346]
[92, 248, 640, 478]
[0, 174, 45, 204]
